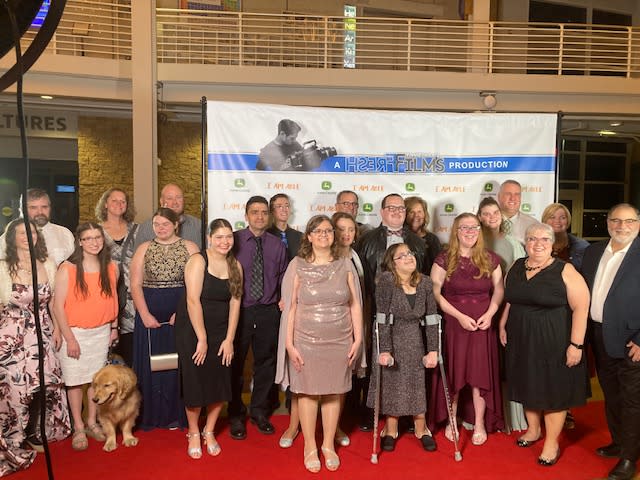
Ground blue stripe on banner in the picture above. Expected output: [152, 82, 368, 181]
[208, 153, 556, 173]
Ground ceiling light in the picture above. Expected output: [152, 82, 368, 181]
[598, 130, 617, 136]
[40, 95, 53, 100]
[609, 121, 622, 127]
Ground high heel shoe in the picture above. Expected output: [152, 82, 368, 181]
[186, 432, 202, 459]
[304, 449, 321, 473]
[321, 446, 340, 471]
[335, 428, 350, 447]
[278, 428, 299, 448]
[202, 431, 221, 456]
[538, 449, 560, 466]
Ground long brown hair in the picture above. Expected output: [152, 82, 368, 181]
[297, 215, 340, 262]
[4, 218, 48, 277]
[208, 218, 242, 298]
[95, 188, 136, 222]
[404, 196, 431, 237]
[68, 222, 113, 298]
[381, 243, 421, 287]
[445, 213, 492, 280]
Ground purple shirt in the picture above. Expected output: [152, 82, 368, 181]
[234, 228, 288, 308]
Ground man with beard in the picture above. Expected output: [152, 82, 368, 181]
[134, 183, 202, 249]
[0, 188, 74, 266]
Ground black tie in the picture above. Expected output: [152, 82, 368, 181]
[250, 236, 264, 300]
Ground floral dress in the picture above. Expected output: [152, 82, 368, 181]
[0, 282, 71, 476]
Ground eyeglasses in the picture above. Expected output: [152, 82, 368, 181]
[383, 205, 406, 213]
[608, 218, 639, 226]
[311, 228, 334, 236]
[80, 236, 103, 243]
[338, 201, 358, 208]
[458, 225, 481, 232]
[525, 236, 553, 244]
[393, 251, 416, 261]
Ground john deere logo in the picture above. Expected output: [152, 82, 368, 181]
[234, 221, 245, 230]
[484, 183, 493, 192]
[444, 203, 454, 213]
[234, 178, 245, 188]
[405, 183, 415, 192]
[521, 203, 532, 213]
[321, 181, 332, 191]
[363, 203, 373, 213]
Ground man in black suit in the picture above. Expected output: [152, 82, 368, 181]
[582, 203, 640, 480]
[267, 193, 302, 261]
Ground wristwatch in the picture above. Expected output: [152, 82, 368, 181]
[569, 341, 584, 350]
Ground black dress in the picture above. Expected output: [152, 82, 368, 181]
[504, 258, 588, 410]
[175, 252, 232, 407]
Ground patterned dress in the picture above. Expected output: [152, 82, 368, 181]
[133, 239, 190, 430]
[0, 282, 71, 476]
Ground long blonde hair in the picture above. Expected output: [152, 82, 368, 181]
[445, 213, 492, 280]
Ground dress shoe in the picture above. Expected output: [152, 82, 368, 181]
[359, 417, 374, 432]
[516, 436, 540, 448]
[380, 435, 397, 452]
[597, 443, 622, 458]
[608, 459, 637, 480]
[229, 419, 247, 440]
[250, 416, 275, 435]
[538, 449, 560, 466]
[417, 433, 437, 452]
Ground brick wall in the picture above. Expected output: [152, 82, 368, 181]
[77, 117, 201, 223]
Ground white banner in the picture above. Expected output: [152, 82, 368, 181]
[207, 101, 557, 243]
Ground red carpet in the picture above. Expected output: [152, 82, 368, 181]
[12, 401, 626, 480]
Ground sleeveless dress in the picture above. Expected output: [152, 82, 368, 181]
[429, 250, 504, 433]
[504, 258, 588, 410]
[289, 257, 354, 395]
[0, 282, 71, 476]
[175, 251, 233, 407]
[133, 239, 190, 430]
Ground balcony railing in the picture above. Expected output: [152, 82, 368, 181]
[12, 1, 640, 78]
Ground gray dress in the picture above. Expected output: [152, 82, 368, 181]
[367, 271, 438, 417]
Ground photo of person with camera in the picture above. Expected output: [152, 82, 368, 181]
[256, 118, 337, 172]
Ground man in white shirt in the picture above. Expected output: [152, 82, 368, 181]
[497, 180, 538, 245]
[134, 183, 202, 249]
[582, 203, 640, 480]
[0, 188, 75, 266]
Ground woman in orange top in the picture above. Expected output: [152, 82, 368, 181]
[54, 222, 118, 451]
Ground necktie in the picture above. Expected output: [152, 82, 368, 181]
[280, 231, 288, 248]
[250, 236, 264, 300]
[503, 217, 513, 235]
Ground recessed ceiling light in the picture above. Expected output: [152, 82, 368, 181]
[598, 130, 617, 136]
[40, 95, 53, 100]
[609, 121, 623, 127]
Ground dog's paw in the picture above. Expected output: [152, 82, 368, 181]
[123, 436, 139, 447]
[103, 440, 118, 452]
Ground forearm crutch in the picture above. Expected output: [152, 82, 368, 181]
[437, 316, 462, 462]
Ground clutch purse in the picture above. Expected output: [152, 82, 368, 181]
[148, 323, 178, 372]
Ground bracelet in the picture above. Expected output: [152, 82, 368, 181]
[569, 341, 583, 350]
[111, 325, 119, 331]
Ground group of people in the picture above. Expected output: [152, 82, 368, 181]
[0, 181, 638, 480]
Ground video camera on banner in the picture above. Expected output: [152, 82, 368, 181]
[284, 140, 338, 170]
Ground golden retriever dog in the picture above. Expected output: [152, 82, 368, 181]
[91, 364, 141, 452]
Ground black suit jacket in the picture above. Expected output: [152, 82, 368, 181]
[582, 237, 640, 358]
[267, 225, 302, 262]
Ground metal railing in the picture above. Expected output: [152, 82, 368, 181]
[14, 1, 640, 78]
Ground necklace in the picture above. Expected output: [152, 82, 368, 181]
[524, 259, 547, 272]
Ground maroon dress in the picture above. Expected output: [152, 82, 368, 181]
[428, 250, 504, 433]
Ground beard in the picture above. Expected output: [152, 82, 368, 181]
[32, 214, 49, 227]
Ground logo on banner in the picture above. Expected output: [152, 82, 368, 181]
[234, 179, 245, 188]
[234, 221, 246, 230]
[484, 183, 494, 192]
[405, 183, 415, 192]
[321, 181, 332, 191]
[363, 203, 373, 213]
[521, 203, 532, 213]
[444, 203, 455, 213]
